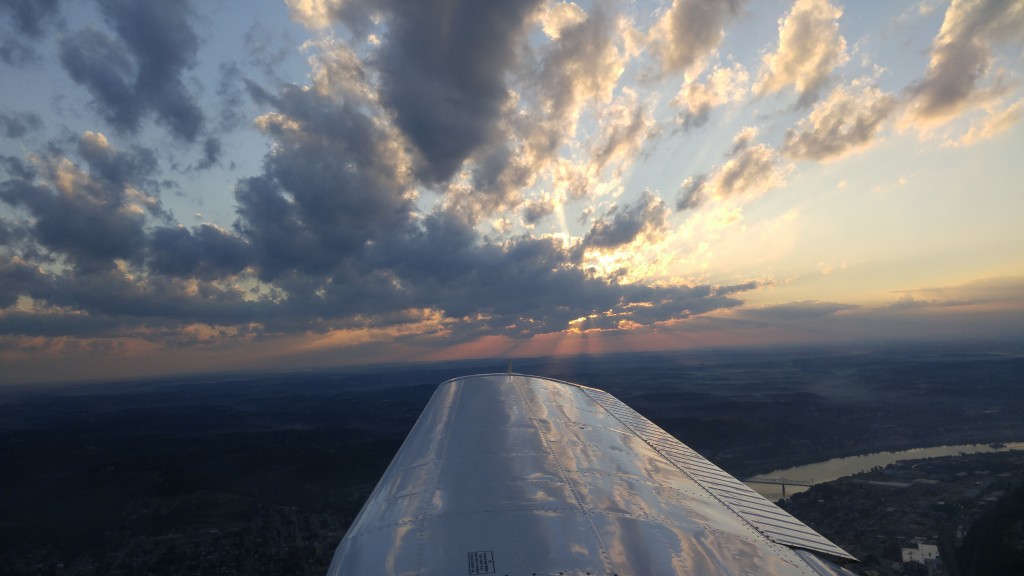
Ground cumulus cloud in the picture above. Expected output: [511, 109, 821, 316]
[59, 0, 205, 141]
[0, 133, 163, 272]
[590, 93, 656, 174]
[906, 0, 1024, 124]
[0, 0, 770, 365]
[538, 7, 635, 127]
[376, 0, 542, 183]
[147, 225, 249, 279]
[284, 0, 345, 30]
[651, 0, 747, 76]
[442, 5, 643, 220]
[537, 1, 587, 40]
[782, 79, 898, 161]
[522, 197, 555, 226]
[238, 63, 413, 279]
[677, 127, 789, 210]
[674, 62, 749, 129]
[755, 0, 848, 107]
[584, 191, 669, 249]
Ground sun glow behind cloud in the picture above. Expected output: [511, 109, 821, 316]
[0, 0, 1022, 383]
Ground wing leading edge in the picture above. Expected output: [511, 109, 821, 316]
[327, 374, 857, 575]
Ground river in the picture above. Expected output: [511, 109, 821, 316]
[745, 441, 1024, 501]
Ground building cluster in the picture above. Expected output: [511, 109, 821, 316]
[780, 450, 1024, 576]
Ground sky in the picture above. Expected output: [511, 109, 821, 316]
[1, 0, 1022, 384]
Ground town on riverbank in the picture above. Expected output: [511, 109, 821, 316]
[780, 450, 1024, 576]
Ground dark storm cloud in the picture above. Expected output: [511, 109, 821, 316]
[148, 225, 250, 279]
[0, 0, 60, 65]
[0, 265, 267, 334]
[584, 192, 668, 249]
[77, 132, 158, 186]
[0, 258, 45, 308]
[0, 112, 43, 139]
[375, 0, 543, 183]
[0, 176, 147, 272]
[0, 133, 167, 272]
[236, 77, 413, 280]
[367, 211, 749, 338]
[59, 0, 205, 141]
[283, 0, 548, 186]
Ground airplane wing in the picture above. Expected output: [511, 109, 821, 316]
[327, 374, 857, 575]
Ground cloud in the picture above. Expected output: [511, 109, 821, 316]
[0, 0, 60, 66]
[677, 127, 789, 210]
[892, 277, 1024, 309]
[590, 91, 656, 174]
[522, 197, 555, 225]
[442, 6, 643, 221]
[742, 300, 858, 321]
[537, 1, 587, 40]
[148, 225, 250, 279]
[755, 0, 848, 107]
[1, 0, 771, 366]
[77, 131, 159, 187]
[905, 0, 1024, 124]
[0, 111, 43, 139]
[193, 137, 223, 171]
[375, 0, 543, 183]
[782, 79, 898, 161]
[943, 99, 1024, 147]
[284, 0, 345, 30]
[538, 7, 636, 128]
[584, 191, 669, 249]
[650, 0, 747, 76]
[238, 50, 414, 279]
[674, 62, 749, 129]
[58, 0, 205, 141]
[0, 133, 164, 272]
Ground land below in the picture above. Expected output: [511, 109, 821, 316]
[2, 342, 1022, 575]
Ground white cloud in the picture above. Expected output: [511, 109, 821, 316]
[674, 62, 749, 128]
[677, 126, 791, 210]
[782, 79, 898, 161]
[284, 0, 341, 30]
[537, 1, 587, 39]
[755, 0, 849, 107]
[905, 0, 1024, 125]
[650, 0, 746, 76]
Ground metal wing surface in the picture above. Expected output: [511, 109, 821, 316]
[327, 374, 857, 575]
